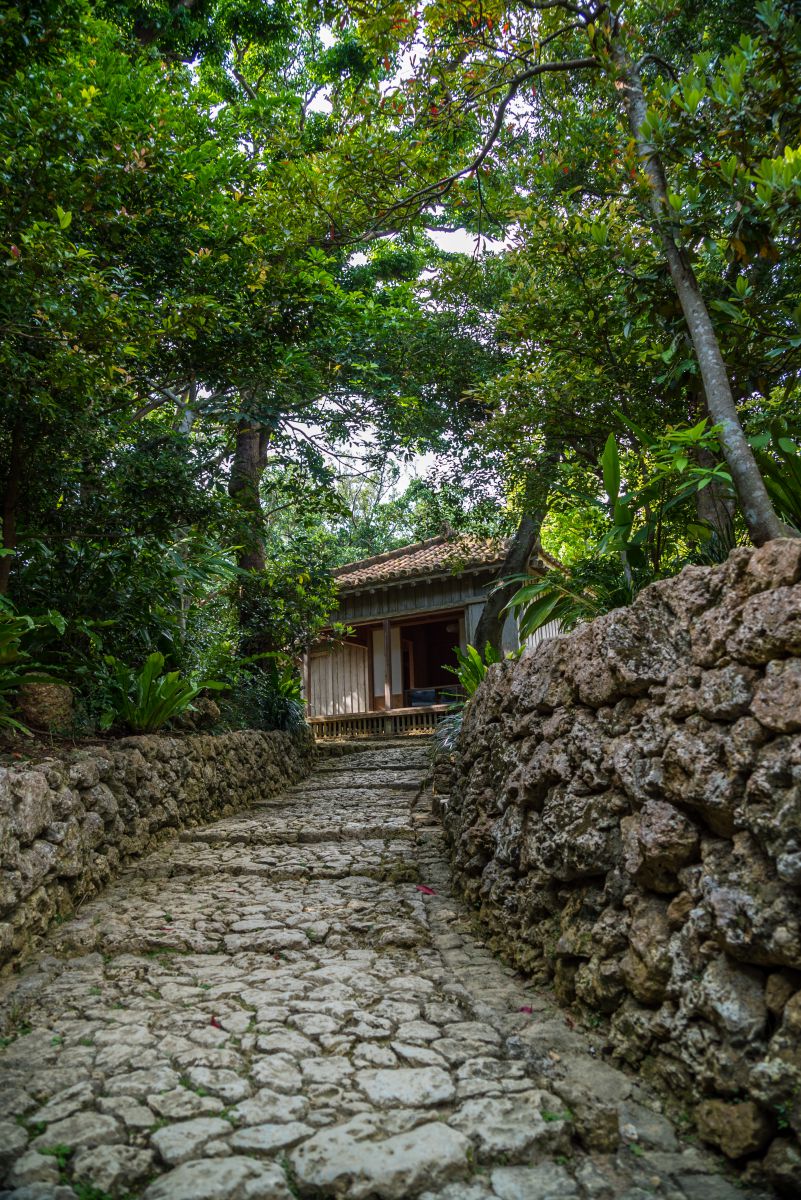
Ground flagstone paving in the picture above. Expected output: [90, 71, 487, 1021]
[0, 742, 771, 1200]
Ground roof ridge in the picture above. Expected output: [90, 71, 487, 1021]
[332, 533, 513, 591]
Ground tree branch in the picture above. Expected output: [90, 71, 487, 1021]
[365, 57, 600, 232]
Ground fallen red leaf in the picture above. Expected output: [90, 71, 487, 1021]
[518, 1005, 533, 1014]
[416, 885, 437, 895]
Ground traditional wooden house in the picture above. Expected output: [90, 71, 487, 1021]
[305, 532, 555, 737]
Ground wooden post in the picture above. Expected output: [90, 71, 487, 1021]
[405, 637, 415, 690]
[302, 654, 311, 713]
[367, 629, 375, 713]
[383, 619, 392, 711]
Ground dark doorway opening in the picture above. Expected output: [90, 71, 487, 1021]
[401, 616, 461, 704]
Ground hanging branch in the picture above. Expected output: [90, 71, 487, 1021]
[366, 56, 600, 231]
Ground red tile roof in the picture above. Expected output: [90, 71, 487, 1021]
[332, 533, 555, 592]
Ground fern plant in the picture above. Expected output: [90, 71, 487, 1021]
[435, 643, 504, 755]
[233, 663, 306, 732]
[212, 651, 307, 733]
[504, 422, 730, 642]
[103, 652, 224, 734]
[443, 643, 502, 697]
[504, 558, 636, 640]
[753, 431, 801, 532]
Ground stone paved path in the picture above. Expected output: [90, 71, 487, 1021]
[0, 743, 769, 1200]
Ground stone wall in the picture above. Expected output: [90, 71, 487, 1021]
[0, 728, 317, 972]
[439, 539, 801, 1192]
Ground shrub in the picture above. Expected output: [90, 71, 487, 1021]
[102, 652, 224, 733]
[218, 661, 306, 733]
[0, 603, 56, 735]
[435, 643, 504, 755]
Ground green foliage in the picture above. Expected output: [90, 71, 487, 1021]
[434, 643, 506, 754]
[218, 658, 306, 734]
[102, 652, 223, 734]
[338, 0, 800, 547]
[0, 603, 56, 735]
[444, 643, 502, 698]
[2, 0, 800, 741]
[325, 472, 511, 567]
[0, 607, 37, 735]
[506, 560, 636, 640]
[41, 1144, 73, 1172]
[507, 418, 743, 638]
[14, 534, 238, 670]
[434, 643, 500, 751]
[753, 430, 801, 532]
[72, 1182, 120, 1200]
[0, 0, 476, 720]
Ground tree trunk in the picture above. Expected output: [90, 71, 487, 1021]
[173, 380, 198, 642]
[0, 420, 24, 596]
[229, 417, 269, 573]
[473, 443, 559, 658]
[685, 385, 735, 547]
[472, 508, 546, 657]
[472, 510, 547, 659]
[613, 44, 785, 546]
[229, 416, 271, 657]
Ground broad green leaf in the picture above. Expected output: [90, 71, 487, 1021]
[601, 435, 620, 507]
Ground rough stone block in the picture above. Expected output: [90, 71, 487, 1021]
[695, 1099, 772, 1159]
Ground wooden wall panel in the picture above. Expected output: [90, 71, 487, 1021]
[308, 643, 369, 717]
[523, 618, 563, 654]
[371, 626, 402, 707]
[501, 609, 520, 655]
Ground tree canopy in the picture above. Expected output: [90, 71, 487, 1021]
[2, 0, 800, 731]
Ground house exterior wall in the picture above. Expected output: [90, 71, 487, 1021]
[333, 571, 497, 626]
[501, 609, 520, 654]
[371, 626, 403, 707]
[308, 560, 549, 719]
[465, 601, 520, 655]
[523, 617, 564, 654]
[308, 643, 369, 717]
[464, 601, 482, 647]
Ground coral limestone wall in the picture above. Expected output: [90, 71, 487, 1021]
[0, 728, 316, 971]
[440, 540, 801, 1191]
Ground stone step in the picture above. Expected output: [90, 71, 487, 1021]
[318, 762, 427, 773]
[290, 776, 423, 791]
[46, 872, 431, 959]
[286, 780, 422, 796]
[129, 838, 421, 883]
[180, 822, 416, 846]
